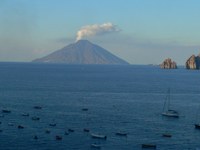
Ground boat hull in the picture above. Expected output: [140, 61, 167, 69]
[142, 144, 156, 149]
[162, 112, 179, 118]
[195, 124, 200, 129]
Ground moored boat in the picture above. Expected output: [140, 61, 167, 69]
[33, 106, 42, 109]
[162, 89, 179, 118]
[91, 133, 107, 140]
[32, 116, 40, 121]
[116, 132, 127, 136]
[195, 124, 200, 129]
[2, 110, 11, 113]
[142, 144, 156, 149]
[55, 135, 62, 140]
[162, 133, 172, 137]
[18, 125, 24, 129]
[83, 128, 90, 132]
[91, 143, 101, 149]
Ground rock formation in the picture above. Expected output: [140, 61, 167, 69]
[185, 54, 200, 69]
[160, 58, 177, 69]
[32, 40, 129, 65]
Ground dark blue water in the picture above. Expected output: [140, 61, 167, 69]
[0, 63, 200, 150]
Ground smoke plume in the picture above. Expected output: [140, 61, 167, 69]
[76, 22, 120, 41]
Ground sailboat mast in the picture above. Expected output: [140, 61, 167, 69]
[167, 88, 170, 111]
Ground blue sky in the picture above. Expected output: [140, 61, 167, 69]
[0, 0, 200, 64]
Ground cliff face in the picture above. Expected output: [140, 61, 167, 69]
[32, 40, 129, 65]
[160, 58, 177, 69]
[185, 54, 200, 69]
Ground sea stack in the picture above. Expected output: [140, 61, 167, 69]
[160, 58, 177, 69]
[185, 54, 200, 69]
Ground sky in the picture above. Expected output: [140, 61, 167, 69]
[0, 0, 200, 65]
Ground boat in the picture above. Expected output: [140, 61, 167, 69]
[64, 131, 69, 135]
[82, 108, 88, 111]
[2, 109, 11, 113]
[34, 135, 38, 139]
[49, 123, 56, 127]
[116, 132, 127, 136]
[21, 113, 29, 116]
[162, 88, 179, 118]
[91, 133, 107, 140]
[45, 129, 50, 134]
[195, 124, 200, 129]
[83, 128, 90, 132]
[68, 128, 74, 132]
[33, 106, 42, 109]
[194, 106, 200, 129]
[142, 144, 156, 149]
[18, 125, 24, 129]
[8, 123, 14, 126]
[91, 143, 101, 149]
[162, 133, 172, 138]
[32, 116, 40, 121]
[55, 135, 62, 140]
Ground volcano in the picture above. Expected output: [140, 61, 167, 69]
[32, 40, 129, 65]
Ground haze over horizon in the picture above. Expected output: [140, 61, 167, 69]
[0, 0, 200, 65]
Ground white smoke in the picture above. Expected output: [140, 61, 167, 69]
[76, 22, 120, 41]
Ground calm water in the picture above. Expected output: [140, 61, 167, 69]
[0, 63, 200, 150]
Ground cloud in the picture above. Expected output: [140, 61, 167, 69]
[76, 22, 120, 41]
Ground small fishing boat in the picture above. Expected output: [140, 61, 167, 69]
[2, 109, 11, 113]
[91, 143, 101, 149]
[82, 108, 88, 111]
[142, 144, 156, 149]
[194, 106, 200, 129]
[21, 113, 29, 116]
[68, 128, 74, 132]
[162, 89, 179, 118]
[49, 123, 56, 127]
[116, 132, 127, 136]
[32, 116, 40, 121]
[33, 106, 42, 109]
[45, 129, 50, 134]
[55, 135, 62, 140]
[195, 124, 200, 129]
[83, 128, 90, 132]
[8, 123, 14, 126]
[18, 125, 24, 129]
[34, 135, 38, 139]
[162, 133, 172, 137]
[91, 133, 107, 140]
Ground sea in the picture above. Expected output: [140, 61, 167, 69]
[0, 62, 200, 150]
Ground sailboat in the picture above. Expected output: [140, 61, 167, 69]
[162, 88, 179, 118]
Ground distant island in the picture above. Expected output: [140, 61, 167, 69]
[160, 58, 177, 69]
[32, 40, 129, 65]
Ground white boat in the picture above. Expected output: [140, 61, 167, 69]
[91, 143, 101, 149]
[91, 133, 107, 139]
[162, 88, 179, 118]
[21, 113, 29, 116]
[116, 132, 127, 136]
